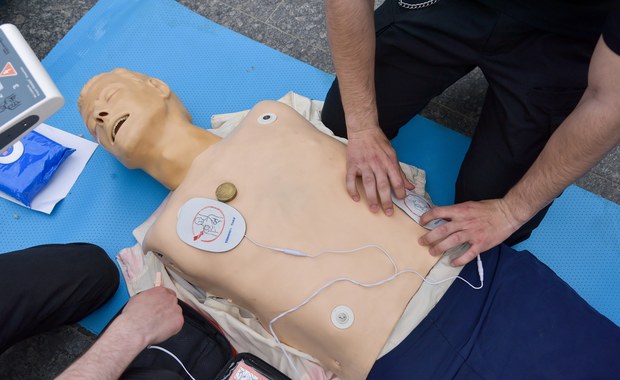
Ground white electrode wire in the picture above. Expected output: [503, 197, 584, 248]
[146, 345, 197, 380]
[243, 235, 399, 273]
[267, 261, 484, 378]
[244, 234, 483, 291]
[244, 234, 484, 378]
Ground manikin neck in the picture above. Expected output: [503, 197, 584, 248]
[143, 121, 221, 190]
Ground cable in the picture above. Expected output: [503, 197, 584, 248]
[476, 254, 484, 288]
[244, 234, 484, 378]
[244, 235, 398, 272]
[244, 234, 483, 290]
[267, 259, 483, 376]
[147, 240, 484, 379]
[146, 345, 197, 380]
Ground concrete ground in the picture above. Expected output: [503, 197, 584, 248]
[1, 0, 619, 378]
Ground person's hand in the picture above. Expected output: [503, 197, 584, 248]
[418, 198, 524, 266]
[346, 128, 414, 216]
[116, 286, 183, 346]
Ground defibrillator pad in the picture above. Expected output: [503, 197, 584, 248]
[0, 131, 74, 206]
[392, 190, 447, 230]
[177, 197, 247, 252]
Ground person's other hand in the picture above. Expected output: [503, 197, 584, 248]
[418, 199, 524, 266]
[346, 128, 414, 216]
[116, 286, 183, 346]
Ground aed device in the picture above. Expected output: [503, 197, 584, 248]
[0, 24, 64, 154]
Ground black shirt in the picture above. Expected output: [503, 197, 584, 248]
[476, 0, 618, 39]
[603, 10, 620, 54]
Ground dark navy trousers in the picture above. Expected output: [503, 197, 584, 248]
[368, 245, 620, 379]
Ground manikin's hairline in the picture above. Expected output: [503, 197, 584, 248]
[78, 69, 193, 131]
[78, 69, 148, 113]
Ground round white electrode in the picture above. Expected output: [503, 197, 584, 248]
[0, 141, 24, 164]
[257, 112, 277, 125]
[331, 305, 354, 329]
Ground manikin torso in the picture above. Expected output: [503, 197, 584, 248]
[144, 101, 439, 380]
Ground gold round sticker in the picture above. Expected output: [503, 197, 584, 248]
[216, 182, 237, 202]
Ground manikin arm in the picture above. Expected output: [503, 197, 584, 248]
[56, 287, 183, 380]
[420, 37, 620, 266]
[325, 0, 413, 217]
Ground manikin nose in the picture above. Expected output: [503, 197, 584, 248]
[94, 111, 109, 125]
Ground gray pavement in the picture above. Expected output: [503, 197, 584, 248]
[1, 0, 618, 378]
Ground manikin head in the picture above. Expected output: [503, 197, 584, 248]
[78, 68, 192, 169]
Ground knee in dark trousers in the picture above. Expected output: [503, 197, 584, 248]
[0, 243, 120, 353]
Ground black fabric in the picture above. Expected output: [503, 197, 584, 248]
[474, 0, 616, 38]
[322, 0, 599, 244]
[603, 10, 620, 54]
[121, 300, 235, 380]
[120, 301, 290, 380]
[0, 243, 119, 354]
[121, 368, 185, 380]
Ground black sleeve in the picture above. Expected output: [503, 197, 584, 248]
[603, 10, 620, 55]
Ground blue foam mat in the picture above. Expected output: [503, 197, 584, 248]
[1, 0, 618, 334]
[1, 0, 333, 333]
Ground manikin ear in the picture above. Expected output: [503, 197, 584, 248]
[147, 77, 172, 98]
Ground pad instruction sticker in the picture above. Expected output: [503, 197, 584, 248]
[392, 190, 447, 230]
[177, 197, 246, 252]
[0, 140, 23, 164]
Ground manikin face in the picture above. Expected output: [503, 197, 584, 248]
[79, 69, 171, 168]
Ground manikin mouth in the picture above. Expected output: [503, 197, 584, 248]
[111, 114, 129, 142]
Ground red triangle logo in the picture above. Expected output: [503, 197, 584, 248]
[0, 62, 17, 77]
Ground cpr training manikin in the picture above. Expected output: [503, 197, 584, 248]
[79, 68, 470, 380]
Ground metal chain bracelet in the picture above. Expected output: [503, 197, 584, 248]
[398, 0, 440, 10]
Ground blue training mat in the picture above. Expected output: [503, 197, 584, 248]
[1, 0, 618, 334]
[1, 0, 333, 333]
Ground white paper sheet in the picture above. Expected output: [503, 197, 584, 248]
[0, 123, 98, 214]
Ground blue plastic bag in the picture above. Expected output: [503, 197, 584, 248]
[0, 131, 75, 207]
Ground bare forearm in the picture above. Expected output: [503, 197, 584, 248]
[505, 38, 620, 224]
[418, 38, 620, 264]
[505, 95, 620, 222]
[56, 287, 182, 380]
[325, 0, 378, 131]
[56, 318, 146, 380]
